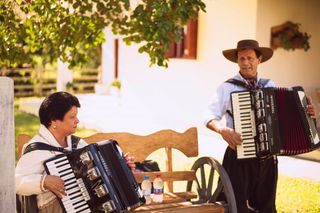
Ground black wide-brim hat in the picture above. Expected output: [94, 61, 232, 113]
[222, 39, 273, 63]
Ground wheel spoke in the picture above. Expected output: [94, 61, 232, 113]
[200, 165, 207, 199]
[194, 175, 201, 195]
[206, 166, 214, 198]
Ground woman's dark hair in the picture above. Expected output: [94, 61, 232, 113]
[39, 92, 81, 127]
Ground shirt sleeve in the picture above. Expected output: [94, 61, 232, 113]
[265, 79, 276, 87]
[204, 83, 231, 125]
[15, 150, 48, 195]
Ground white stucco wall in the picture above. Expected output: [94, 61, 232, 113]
[100, 0, 319, 132]
[256, 0, 320, 115]
[256, 0, 320, 88]
[116, 0, 259, 132]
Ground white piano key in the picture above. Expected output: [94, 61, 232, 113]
[55, 164, 72, 171]
[63, 195, 84, 206]
[79, 208, 91, 213]
[61, 173, 76, 180]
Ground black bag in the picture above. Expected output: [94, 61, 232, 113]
[16, 135, 81, 213]
[135, 160, 160, 172]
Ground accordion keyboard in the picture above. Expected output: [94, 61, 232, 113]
[231, 91, 257, 159]
[45, 155, 91, 213]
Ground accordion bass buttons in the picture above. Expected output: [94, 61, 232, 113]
[95, 183, 109, 197]
[102, 200, 116, 212]
[256, 109, 265, 119]
[258, 123, 267, 133]
[80, 151, 93, 165]
[87, 167, 101, 180]
[255, 100, 264, 109]
[255, 90, 264, 100]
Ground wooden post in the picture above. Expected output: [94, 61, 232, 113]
[0, 77, 15, 212]
[114, 38, 119, 79]
[165, 147, 174, 192]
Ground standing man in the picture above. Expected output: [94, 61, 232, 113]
[204, 39, 316, 213]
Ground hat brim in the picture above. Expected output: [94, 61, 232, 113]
[222, 47, 273, 63]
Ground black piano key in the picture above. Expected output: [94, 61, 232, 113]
[60, 170, 73, 178]
[69, 193, 82, 200]
[56, 162, 70, 168]
[69, 189, 81, 197]
[73, 199, 86, 207]
[75, 206, 90, 213]
[66, 184, 78, 191]
[65, 182, 76, 188]
[53, 158, 68, 165]
[241, 118, 251, 122]
[64, 176, 76, 183]
[244, 150, 256, 154]
[243, 145, 255, 148]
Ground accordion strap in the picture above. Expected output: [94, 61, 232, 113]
[23, 135, 80, 155]
[225, 78, 270, 90]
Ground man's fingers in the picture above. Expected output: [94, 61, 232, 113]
[306, 96, 313, 105]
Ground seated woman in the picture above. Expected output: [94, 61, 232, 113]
[16, 91, 135, 213]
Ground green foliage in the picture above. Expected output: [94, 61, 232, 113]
[1, 0, 206, 68]
[110, 78, 121, 90]
[0, 1, 30, 67]
[276, 22, 311, 52]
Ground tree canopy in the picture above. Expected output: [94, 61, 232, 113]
[0, 0, 206, 68]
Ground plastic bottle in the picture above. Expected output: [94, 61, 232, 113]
[141, 175, 152, 204]
[152, 174, 163, 203]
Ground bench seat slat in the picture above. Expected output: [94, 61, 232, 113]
[134, 201, 224, 213]
[134, 171, 196, 183]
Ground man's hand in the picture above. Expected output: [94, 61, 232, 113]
[207, 119, 242, 150]
[306, 96, 317, 119]
[220, 127, 243, 150]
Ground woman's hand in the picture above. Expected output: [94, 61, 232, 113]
[43, 175, 66, 199]
[124, 152, 136, 171]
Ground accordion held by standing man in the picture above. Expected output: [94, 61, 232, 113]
[231, 86, 320, 159]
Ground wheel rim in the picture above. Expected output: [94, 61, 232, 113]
[186, 156, 237, 213]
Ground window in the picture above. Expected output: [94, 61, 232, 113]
[166, 17, 198, 59]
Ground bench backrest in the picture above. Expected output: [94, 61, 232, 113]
[17, 127, 198, 192]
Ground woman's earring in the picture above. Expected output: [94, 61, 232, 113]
[53, 125, 57, 129]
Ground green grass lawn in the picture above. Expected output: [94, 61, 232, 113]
[14, 106, 320, 212]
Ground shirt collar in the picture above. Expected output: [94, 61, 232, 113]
[39, 124, 72, 149]
[235, 72, 261, 84]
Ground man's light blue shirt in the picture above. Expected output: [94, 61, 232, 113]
[204, 73, 276, 129]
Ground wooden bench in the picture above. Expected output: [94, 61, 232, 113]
[17, 127, 237, 213]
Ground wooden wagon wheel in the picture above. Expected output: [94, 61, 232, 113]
[186, 156, 237, 213]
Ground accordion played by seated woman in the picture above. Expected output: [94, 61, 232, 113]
[44, 140, 145, 213]
[231, 86, 320, 159]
